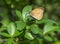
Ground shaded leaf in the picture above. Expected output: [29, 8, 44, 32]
[31, 39, 39, 44]
[37, 39, 43, 44]
[16, 10, 22, 20]
[15, 21, 26, 31]
[6, 38, 13, 44]
[44, 36, 53, 42]
[36, 18, 57, 24]
[0, 32, 10, 37]
[30, 24, 40, 34]
[13, 30, 23, 37]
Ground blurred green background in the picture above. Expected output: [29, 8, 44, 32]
[0, 0, 60, 44]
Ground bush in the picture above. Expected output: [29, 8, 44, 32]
[0, 0, 60, 44]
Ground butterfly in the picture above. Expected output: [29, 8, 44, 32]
[30, 7, 44, 20]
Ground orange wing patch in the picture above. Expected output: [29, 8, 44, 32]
[30, 7, 44, 20]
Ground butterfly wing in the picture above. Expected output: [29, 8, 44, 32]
[30, 7, 44, 20]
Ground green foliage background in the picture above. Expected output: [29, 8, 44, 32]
[0, 0, 60, 44]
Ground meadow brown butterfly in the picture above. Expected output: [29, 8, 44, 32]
[30, 7, 44, 20]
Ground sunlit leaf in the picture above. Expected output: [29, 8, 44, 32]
[22, 5, 32, 22]
[25, 32, 34, 40]
[43, 23, 59, 34]
[7, 22, 15, 37]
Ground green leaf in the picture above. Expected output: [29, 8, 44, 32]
[15, 21, 26, 31]
[36, 18, 57, 24]
[1, 18, 9, 27]
[30, 24, 40, 34]
[13, 41, 18, 44]
[0, 32, 10, 37]
[37, 39, 43, 44]
[20, 40, 31, 44]
[43, 23, 59, 34]
[25, 32, 34, 40]
[16, 10, 22, 20]
[6, 38, 13, 44]
[31, 39, 39, 44]
[7, 22, 15, 37]
[13, 30, 23, 37]
[0, 27, 7, 31]
[44, 36, 53, 42]
[22, 5, 32, 22]
[56, 27, 60, 33]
